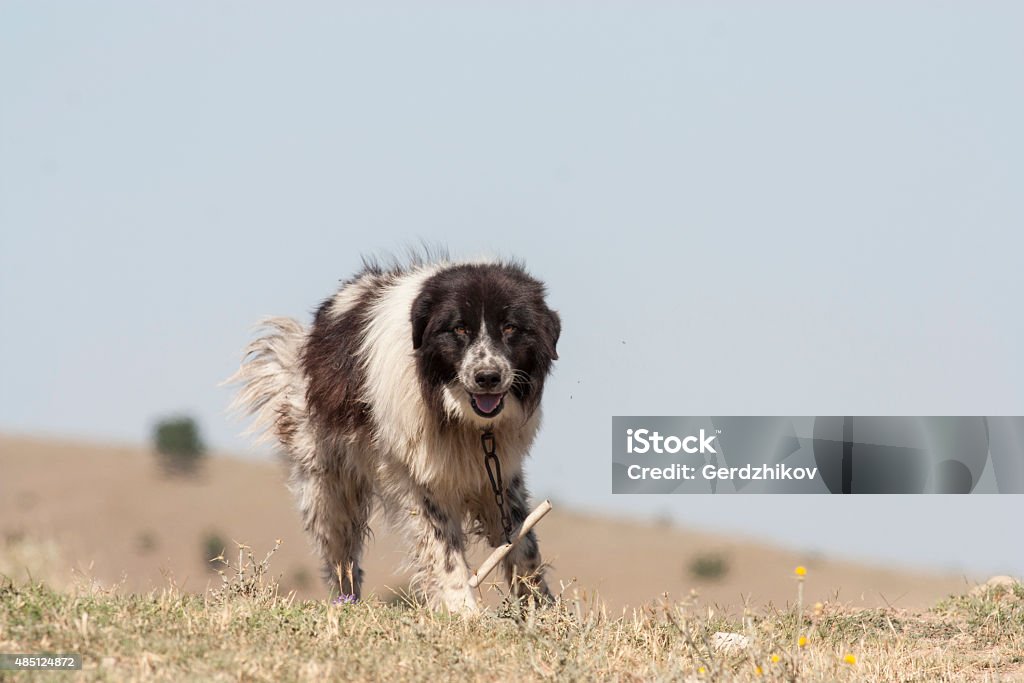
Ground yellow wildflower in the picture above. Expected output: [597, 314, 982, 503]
[794, 565, 807, 577]
[844, 654, 857, 665]
[798, 635, 808, 648]
[770, 654, 781, 663]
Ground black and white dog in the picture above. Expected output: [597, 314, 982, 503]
[229, 257, 560, 612]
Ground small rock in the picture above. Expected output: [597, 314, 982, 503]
[986, 575, 1020, 588]
[711, 631, 750, 652]
[970, 575, 1021, 596]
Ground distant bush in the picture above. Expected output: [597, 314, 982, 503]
[688, 553, 730, 581]
[135, 531, 158, 555]
[153, 416, 206, 476]
[291, 567, 312, 590]
[202, 532, 227, 571]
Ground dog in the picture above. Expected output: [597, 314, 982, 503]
[229, 256, 560, 612]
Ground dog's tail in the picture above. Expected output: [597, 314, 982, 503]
[225, 317, 309, 450]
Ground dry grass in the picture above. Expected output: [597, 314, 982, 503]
[1, 540, 1021, 682]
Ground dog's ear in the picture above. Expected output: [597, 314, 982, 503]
[542, 306, 561, 361]
[411, 291, 433, 350]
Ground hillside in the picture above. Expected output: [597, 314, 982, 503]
[0, 434, 973, 612]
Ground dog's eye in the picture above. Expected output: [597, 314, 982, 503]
[453, 325, 468, 336]
[502, 324, 517, 335]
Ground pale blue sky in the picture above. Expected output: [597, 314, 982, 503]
[2, 2, 1022, 578]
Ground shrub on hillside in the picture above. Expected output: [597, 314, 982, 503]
[153, 415, 206, 476]
[688, 552, 730, 581]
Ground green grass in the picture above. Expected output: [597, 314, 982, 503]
[0, 544, 1021, 682]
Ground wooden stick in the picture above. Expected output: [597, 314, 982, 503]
[468, 499, 553, 589]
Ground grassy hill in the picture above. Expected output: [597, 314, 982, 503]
[2, 434, 1023, 680]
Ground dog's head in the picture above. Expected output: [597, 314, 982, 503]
[411, 263, 560, 428]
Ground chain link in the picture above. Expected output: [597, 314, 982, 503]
[481, 431, 513, 543]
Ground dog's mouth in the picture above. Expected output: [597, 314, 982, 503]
[469, 392, 505, 418]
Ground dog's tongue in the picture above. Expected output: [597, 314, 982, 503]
[473, 393, 503, 415]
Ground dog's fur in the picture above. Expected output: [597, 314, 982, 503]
[228, 256, 560, 612]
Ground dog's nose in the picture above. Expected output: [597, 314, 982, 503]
[474, 371, 502, 391]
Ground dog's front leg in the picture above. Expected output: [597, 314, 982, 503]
[391, 483, 478, 614]
[501, 473, 554, 605]
[290, 456, 371, 601]
[472, 472, 554, 605]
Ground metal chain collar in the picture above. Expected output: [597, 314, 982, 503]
[481, 431, 513, 543]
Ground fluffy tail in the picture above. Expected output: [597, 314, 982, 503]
[225, 317, 309, 449]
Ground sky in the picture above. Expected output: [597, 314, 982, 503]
[1, 2, 1022, 579]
